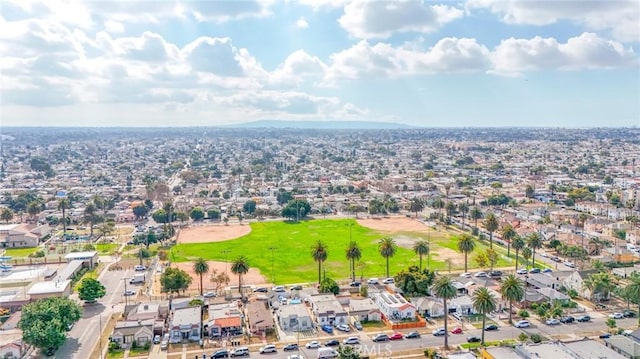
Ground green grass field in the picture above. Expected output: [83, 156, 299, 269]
[171, 219, 526, 284]
[96, 243, 118, 254]
[2, 247, 38, 258]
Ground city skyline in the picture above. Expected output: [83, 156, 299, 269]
[1, 0, 639, 127]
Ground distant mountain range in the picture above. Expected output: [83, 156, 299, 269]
[224, 120, 416, 130]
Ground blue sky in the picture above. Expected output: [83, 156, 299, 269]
[0, 0, 638, 127]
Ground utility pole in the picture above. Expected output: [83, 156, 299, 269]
[221, 250, 231, 274]
[123, 278, 129, 307]
[99, 314, 103, 359]
[268, 247, 277, 283]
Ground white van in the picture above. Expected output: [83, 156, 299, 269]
[317, 347, 338, 359]
[367, 278, 379, 285]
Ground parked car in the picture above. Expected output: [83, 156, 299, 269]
[514, 320, 530, 328]
[546, 318, 561, 325]
[321, 324, 333, 334]
[134, 265, 146, 271]
[560, 316, 575, 323]
[289, 285, 303, 291]
[160, 334, 169, 350]
[305, 341, 321, 349]
[389, 332, 403, 340]
[336, 324, 350, 332]
[489, 270, 503, 278]
[123, 290, 136, 296]
[576, 315, 591, 322]
[153, 335, 161, 344]
[367, 278, 379, 284]
[343, 337, 360, 345]
[459, 272, 472, 278]
[352, 320, 363, 330]
[623, 310, 636, 318]
[474, 271, 488, 278]
[283, 344, 298, 351]
[467, 336, 481, 343]
[432, 328, 446, 336]
[529, 268, 541, 274]
[516, 269, 528, 275]
[564, 261, 576, 268]
[404, 331, 420, 339]
[599, 333, 611, 339]
[203, 291, 217, 298]
[382, 278, 395, 284]
[484, 324, 498, 331]
[286, 355, 304, 359]
[542, 268, 553, 273]
[349, 281, 361, 287]
[259, 344, 277, 354]
[372, 333, 389, 342]
[273, 286, 286, 292]
[211, 349, 230, 358]
[451, 327, 463, 334]
[609, 312, 624, 319]
[230, 347, 250, 357]
[253, 287, 268, 293]
[324, 339, 340, 347]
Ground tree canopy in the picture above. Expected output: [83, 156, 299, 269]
[394, 266, 435, 297]
[18, 297, 82, 353]
[319, 277, 340, 295]
[77, 278, 106, 302]
[160, 267, 192, 294]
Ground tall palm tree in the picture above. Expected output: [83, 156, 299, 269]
[472, 287, 497, 345]
[500, 274, 524, 324]
[459, 202, 469, 227]
[57, 198, 70, 236]
[624, 273, 640, 324]
[501, 223, 516, 257]
[512, 235, 526, 270]
[470, 206, 483, 229]
[345, 241, 361, 282]
[527, 232, 543, 269]
[521, 247, 532, 269]
[457, 234, 475, 273]
[483, 212, 499, 248]
[193, 258, 209, 296]
[378, 237, 397, 278]
[413, 240, 429, 271]
[231, 256, 250, 301]
[432, 276, 456, 350]
[83, 202, 98, 236]
[311, 240, 328, 284]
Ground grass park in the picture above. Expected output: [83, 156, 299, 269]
[170, 218, 519, 284]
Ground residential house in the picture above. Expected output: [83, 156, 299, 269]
[309, 294, 348, 326]
[604, 335, 640, 358]
[277, 304, 313, 331]
[126, 302, 168, 335]
[169, 307, 201, 343]
[348, 298, 382, 322]
[27, 280, 72, 300]
[537, 287, 570, 305]
[521, 289, 545, 308]
[374, 291, 416, 321]
[246, 301, 274, 335]
[0, 334, 26, 359]
[411, 297, 445, 318]
[525, 273, 561, 290]
[604, 246, 637, 264]
[562, 270, 597, 300]
[450, 295, 476, 316]
[0, 223, 45, 248]
[111, 319, 154, 349]
[208, 302, 243, 338]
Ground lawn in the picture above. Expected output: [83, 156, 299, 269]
[96, 243, 118, 255]
[459, 339, 517, 349]
[170, 219, 530, 284]
[2, 247, 38, 258]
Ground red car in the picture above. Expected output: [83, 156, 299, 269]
[389, 332, 404, 340]
[451, 327, 463, 334]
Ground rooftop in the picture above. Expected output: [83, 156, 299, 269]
[64, 251, 97, 260]
[27, 280, 71, 295]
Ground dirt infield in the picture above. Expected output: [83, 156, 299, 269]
[357, 217, 430, 232]
[177, 224, 251, 244]
[174, 261, 268, 290]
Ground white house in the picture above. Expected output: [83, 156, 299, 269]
[277, 304, 314, 331]
[348, 298, 382, 322]
[374, 292, 416, 320]
[111, 319, 154, 349]
[411, 297, 445, 318]
[170, 307, 201, 343]
[309, 294, 348, 326]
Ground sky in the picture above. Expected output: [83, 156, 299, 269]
[0, 0, 639, 128]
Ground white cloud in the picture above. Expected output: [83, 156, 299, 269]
[297, 0, 351, 10]
[466, 0, 640, 42]
[104, 20, 124, 34]
[338, 0, 464, 39]
[295, 17, 309, 29]
[270, 50, 327, 86]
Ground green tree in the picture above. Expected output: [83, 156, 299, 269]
[527, 232, 543, 269]
[231, 256, 250, 301]
[243, 200, 257, 214]
[160, 267, 193, 294]
[311, 240, 328, 284]
[624, 273, 640, 325]
[483, 212, 499, 248]
[281, 199, 311, 220]
[470, 206, 483, 228]
[83, 202, 99, 236]
[57, 198, 70, 236]
[475, 252, 488, 270]
[409, 198, 424, 217]
[319, 277, 339, 295]
[1, 207, 14, 223]
[501, 223, 516, 257]
[457, 234, 475, 273]
[472, 287, 497, 345]
[512, 235, 526, 270]
[521, 247, 532, 269]
[486, 248, 498, 271]
[394, 266, 435, 297]
[345, 241, 362, 282]
[133, 204, 149, 220]
[193, 258, 209, 296]
[18, 297, 81, 354]
[189, 207, 205, 221]
[378, 237, 397, 278]
[152, 209, 169, 223]
[207, 208, 221, 220]
[337, 344, 361, 359]
[605, 318, 617, 332]
[413, 240, 430, 271]
[500, 274, 524, 324]
[432, 276, 457, 350]
[77, 278, 106, 302]
[525, 185, 535, 198]
[27, 200, 43, 221]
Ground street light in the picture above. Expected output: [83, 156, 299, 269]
[268, 247, 277, 283]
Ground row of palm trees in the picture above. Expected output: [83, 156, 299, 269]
[193, 256, 250, 299]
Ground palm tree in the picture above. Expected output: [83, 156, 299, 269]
[527, 232, 543, 269]
[512, 235, 526, 270]
[193, 258, 209, 296]
[470, 206, 483, 229]
[457, 234, 475, 273]
[311, 240, 328, 284]
[1, 208, 14, 223]
[521, 247, 532, 269]
[83, 202, 98, 236]
[501, 223, 516, 257]
[57, 198, 70, 236]
[413, 240, 429, 271]
[472, 287, 497, 345]
[624, 273, 640, 324]
[26, 201, 42, 222]
[500, 274, 524, 324]
[345, 241, 361, 282]
[459, 202, 469, 227]
[378, 237, 397, 278]
[483, 212, 499, 248]
[432, 276, 456, 350]
[231, 256, 250, 301]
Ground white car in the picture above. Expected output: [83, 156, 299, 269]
[134, 265, 146, 271]
[432, 328, 446, 336]
[259, 344, 277, 353]
[287, 355, 305, 359]
[367, 278, 379, 285]
[273, 286, 286, 292]
[382, 278, 394, 284]
[474, 271, 487, 278]
[203, 292, 217, 298]
[609, 312, 624, 319]
[546, 318, 560, 325]
[459, 272, 472, 278]
[516, 269, 528, 275]
[305, 341, 321, 349]
[343, 337, 359, 345]
[336, 324, 351, 332]
[514, 320, 530, 328]
[123, 290, 136, 296]
[564, 261, 576, 268]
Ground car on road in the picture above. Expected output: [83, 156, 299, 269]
[153, 335, 161, 344]
[576, 315, 591, 322]
[451, 327, 463, 334]
[287, 355, 305, 359]
[372, 333, 390, 342]
[211, 349, 229, 358]
[546, 318, 561, 325]
[474, 271, 488, 277]
[367, 278, 379, 285]
[253, 287, 268, 293]
[467, 336, 481, 343]
[514, 320, 530, 328]
[306, 341, 321, 349]
[273, 286, 286, 292]
[160, 334, 169, 350]
[290, 285, 303, 291]
[353, 320, 363, 330]
[349, 281, 361, 287]
[432, 328, 446, 336]
[336, 324, 350, 332]
[203, 292, 217, 298]
[529, 268, 541, 274]
[599, 333, 611, 339]
[516, 269, 528, 275]
[324, 339, 340, 347]
[389, 332, 403, 340]
[134, 265, 146, 271]
[609, 312, 624, 319]
[230, 347, 250, 357]
[283, 344, 298, 351]
[542, 268, 553, 273]
[123, 290, 136, 296]
[623, 310, 636, 318]
[484, 324, 499, 331]
[564, 261, 576, 268]
[382, 278, 395, 284]
[320, 324, 333, 334]
[259, 344, 277, 354]
[489, 270, 503, 278]
[404, 331, 420, 339]
[343, 337, 360, 345]
[84, 299, 97, 305]
[560, 316, 575, 324]
[459, 272, 472, 278]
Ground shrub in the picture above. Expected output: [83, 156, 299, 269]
[518, 310, 530, 318]
[131, 340, 138, 349]
[530, 333, 543, 343]
[30, 250, 45, 258]
[143, 342, 151, 350]
[518, 333, 529, 342]
[108, 341, 120, 352]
